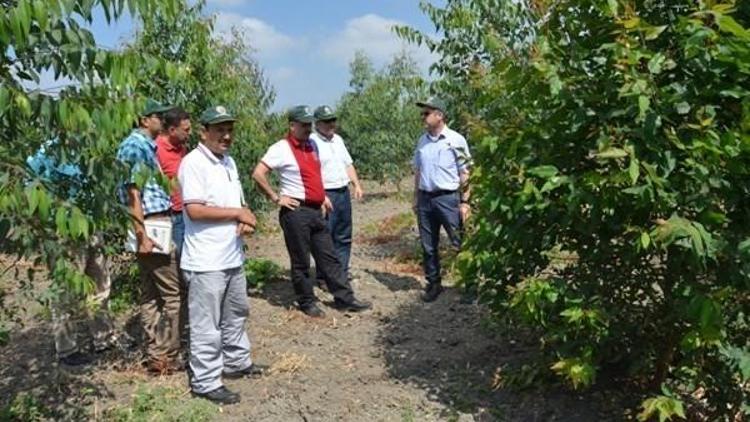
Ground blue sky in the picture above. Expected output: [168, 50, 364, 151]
[80, 0, 441, 111]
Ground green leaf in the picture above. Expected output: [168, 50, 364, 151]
[25, 186, 39, 214]
[527, 165, 559, 178]
[640, 232, 651, 250]
[55, 207, 68, 236]
[638, 95, 650, 119]
[644, 25, 667, 40]
[595, 148, 628, 159]
[717, 15, 750, 40]
[638, 395, 686, 422]
[628, 158, 640, 185]
[675, 102, 691, 115]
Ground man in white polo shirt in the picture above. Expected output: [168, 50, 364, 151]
[252, 105, 371, 317]
[178, 106, 261, 405]
[310, 105, 364, 280]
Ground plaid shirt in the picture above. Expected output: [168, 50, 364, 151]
[116, 129, 171, 215]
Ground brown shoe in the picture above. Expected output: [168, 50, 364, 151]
[146, 357, 177, 375]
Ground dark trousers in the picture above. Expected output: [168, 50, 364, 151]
[325, 187, 353, 273]
[417, 190, 462, 285]
[279, 206, 355, 308]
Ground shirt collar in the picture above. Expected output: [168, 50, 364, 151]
[426, 125, 449, 142]
[156, 134, 182, 152]
[287, 132, 311, 149]
[132, 129, 156, 150]
[315, 130, 334, 142]
[197, 142, 227, 165]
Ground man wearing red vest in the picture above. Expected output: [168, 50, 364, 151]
[252, 105, 371, 317]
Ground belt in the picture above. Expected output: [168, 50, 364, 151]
[290, 198, 322, 209]
[325, 186, 349, 193]
[420, 189, 457, 198]
[145, 210, 180, 218]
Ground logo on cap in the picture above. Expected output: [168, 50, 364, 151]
[304, 106, 311, 115]
[216, 106, 227, 115]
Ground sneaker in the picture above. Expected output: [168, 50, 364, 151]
[300, 302, 325, 317]
[421, 283, 444, 303]
[224, 363, 266, 379]
[59, 351, 93, 366]
[333, 298, 372, 312]
[192, 386, 240, 405]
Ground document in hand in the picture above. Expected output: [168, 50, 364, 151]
[126, 219, 173, 255]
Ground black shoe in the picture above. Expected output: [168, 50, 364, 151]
[422, 283, 444, 303]
[333, 298, 372, 312]
[300, 303, 325, 317]
[192, 386, 240, 405]
[59, 351, 93, 366]
[224, 363, 266, 379]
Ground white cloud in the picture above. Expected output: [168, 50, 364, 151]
[213, 12, 304, 58]
[269, 66, 296, 82]
[321, 14, 436, 70]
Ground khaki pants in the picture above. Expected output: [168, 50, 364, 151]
[52, 237, 115, 358]
[137, 244, 183, 362]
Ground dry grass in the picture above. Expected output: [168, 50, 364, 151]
[359, 212, 416, 245]
[268, 352, 309, 375]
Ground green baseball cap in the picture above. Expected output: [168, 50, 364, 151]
[416, 96, 447, 114]
[141, 98, 173, 116]
[314, 105, 336, 121]
[287, 105, 315, 123]
[199, 105, 237, 125]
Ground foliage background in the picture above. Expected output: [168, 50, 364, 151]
[336, 51, 427, 188]
[399, 0, 750, 419]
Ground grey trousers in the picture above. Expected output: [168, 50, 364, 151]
[185, 266, 252, 394]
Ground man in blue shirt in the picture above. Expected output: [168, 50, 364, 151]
[117, 99, 184, 374]
[27, 142, 116, 366]
[412, 97, 472, 302]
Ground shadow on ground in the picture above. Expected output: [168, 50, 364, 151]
[0, 325, 118, 420]
[366, 269, 422, 292]
[377, 287, 626, 421]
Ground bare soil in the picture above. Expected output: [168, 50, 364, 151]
[0, 181, 633, 421]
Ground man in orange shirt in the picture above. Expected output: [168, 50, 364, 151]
[155, 107, 191, 257]
[155, 107, 191, 352]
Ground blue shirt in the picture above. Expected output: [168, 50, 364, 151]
[412, 126, 471, 192]
[26, 140, 84, 199]
[116, 129, 171, 215]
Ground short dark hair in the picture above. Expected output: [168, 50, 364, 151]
[163, 107, 191, 130]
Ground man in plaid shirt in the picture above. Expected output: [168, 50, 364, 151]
[117, 99, 184, 374]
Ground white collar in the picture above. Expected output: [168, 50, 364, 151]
[197, 142, 228, 165]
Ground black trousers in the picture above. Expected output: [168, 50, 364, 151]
[279, 206, 355, 308]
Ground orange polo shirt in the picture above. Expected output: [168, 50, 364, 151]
[155, 134, 188, 212]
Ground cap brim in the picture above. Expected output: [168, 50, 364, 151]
[315, 115, 337, 121]
[204, 116, 237, 125]
[155, 105, 174, 113]
[293, 117, 315, 123]
[142, 105, 174, 116]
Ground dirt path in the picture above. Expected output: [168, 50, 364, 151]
[0, 182, 629, 421]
